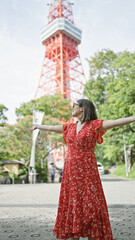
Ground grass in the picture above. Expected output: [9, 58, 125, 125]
[112, 163, 135, 180]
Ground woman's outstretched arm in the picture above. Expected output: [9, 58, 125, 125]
[99, 116, 135, 131]
[29, 124, 63, 133]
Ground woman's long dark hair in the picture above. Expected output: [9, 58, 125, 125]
[77, 99, 98, 122]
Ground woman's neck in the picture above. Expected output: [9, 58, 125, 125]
[77, 120, 85, 125]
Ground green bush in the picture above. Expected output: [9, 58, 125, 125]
[113, 163, 135, 179]
[18, 167, 27, 176]
[42, 175, 48, 182]
[35, 160, 47, 182]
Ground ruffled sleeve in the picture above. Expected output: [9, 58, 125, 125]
[63, 123, 69, 143]
[92, 119, 107, 144]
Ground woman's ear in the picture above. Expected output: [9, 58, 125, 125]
[80, 107, 83, 112]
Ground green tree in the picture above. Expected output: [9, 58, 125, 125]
[84, 49, 135, 170]
[84, 49, 118, 107]
[16, 93, 71, 145]
[0, 116, 33, 161]
[0, 94, 72, 181]
[16, 93, 71, 121]
[0, 126, 10, 160]
[0, 104, 8, 160]
[0, 104, 8, 126]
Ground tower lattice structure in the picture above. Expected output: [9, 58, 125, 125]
[34, 0, 86, 172]
[34, 0, 86, 102]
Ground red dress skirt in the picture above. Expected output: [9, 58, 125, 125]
[53, 120, 113, 240]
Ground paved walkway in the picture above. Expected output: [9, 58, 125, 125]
[0, 174, 135, 240]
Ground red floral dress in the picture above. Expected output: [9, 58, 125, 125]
[53, 120, 113, 240]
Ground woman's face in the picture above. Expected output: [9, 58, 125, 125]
[72, 102, 83, 118]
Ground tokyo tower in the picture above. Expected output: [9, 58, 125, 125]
[34, 0, 86, 102]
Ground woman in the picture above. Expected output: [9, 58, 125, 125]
[30, 99, 135, 240]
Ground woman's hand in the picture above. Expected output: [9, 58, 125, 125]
[29, 125, 38, 132]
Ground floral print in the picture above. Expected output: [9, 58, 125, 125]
[53, 120, 113, 240]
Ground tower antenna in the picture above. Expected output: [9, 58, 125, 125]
[34, 0, 86, 101]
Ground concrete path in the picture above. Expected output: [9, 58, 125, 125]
[0, 174, 135, 240]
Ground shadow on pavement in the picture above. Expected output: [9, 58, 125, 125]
[108, 205, 135, 240]
[0, 204, 135, 240]
[0, 207, 56, 240]
[101, 175, 129, 182]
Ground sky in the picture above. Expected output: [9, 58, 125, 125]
[0, 0, 135, 124]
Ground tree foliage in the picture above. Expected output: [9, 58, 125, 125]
[0, 116, 33, 161]
[0, 94, 71, 163]
[0, 104, 8, 126]
[16, 93, 72, 145]
[84, 49, 135, 168]
[16, 93, 71, 121]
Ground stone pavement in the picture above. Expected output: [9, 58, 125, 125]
[0, 174, 135, 240]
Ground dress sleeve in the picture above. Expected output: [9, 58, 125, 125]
[92, 119, 107, 144]
[63, 123, 69, 143]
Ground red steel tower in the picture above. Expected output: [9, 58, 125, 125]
[34, 0, 86, 102]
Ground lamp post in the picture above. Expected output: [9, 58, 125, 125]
[122, 129, 128, 177]
[29, 110, 44, 184]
